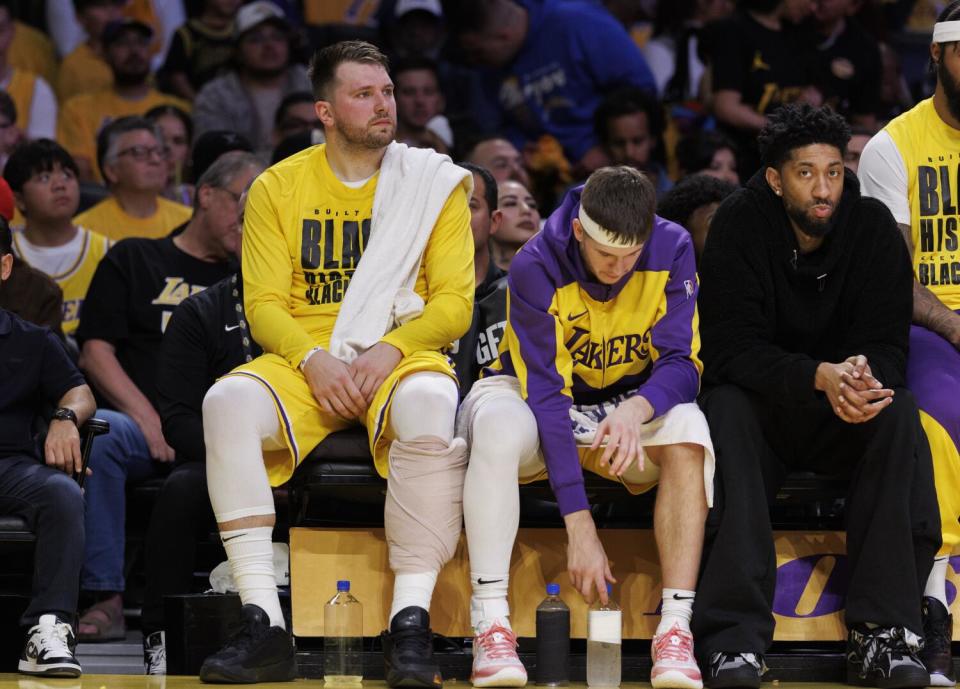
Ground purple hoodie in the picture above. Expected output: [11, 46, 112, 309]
[490, 186, 702, 515]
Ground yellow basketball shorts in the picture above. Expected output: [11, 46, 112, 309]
[225, 350, 456, 486]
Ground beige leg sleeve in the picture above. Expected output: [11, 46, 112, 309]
[385, 435, 468, 574]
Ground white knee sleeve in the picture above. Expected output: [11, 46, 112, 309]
[203, 376, 283, 523]
[464, 397, 539, 626]
[389, 372, 458, 443]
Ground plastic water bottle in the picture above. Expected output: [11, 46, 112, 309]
[587, 584, 621, 688]
[323, 580, 363, 686]
[536, 583, 570, 685]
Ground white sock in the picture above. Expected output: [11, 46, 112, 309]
[390, 571, 438, 624]
[470, 572, 510, 631]
[220, 526, 284, 629]
[658, 588, 695, 635]
[925, 557, 949, 608]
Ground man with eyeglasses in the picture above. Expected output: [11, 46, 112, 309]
[71, 150, 262, 643]
[57, 18, 191, 183]
[194, 1, 311, 157]
[73, 116, 192, 242]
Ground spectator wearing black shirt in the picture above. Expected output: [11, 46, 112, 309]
[805, 0, 882, 128]
[141, 185, 264, 674]
[0, 218, 95, 677]
[73, 151, 263, 642]
[700, 0, 816, 177]
[452, 163, 507, 398]
[161, 0, 243, 101]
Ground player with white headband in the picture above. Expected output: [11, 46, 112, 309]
[457, 166, 713, 688]
[858, 0, 960, 685]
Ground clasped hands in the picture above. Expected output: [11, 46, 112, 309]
[302, 342, 403, 420]
[815, 354, 894, 424]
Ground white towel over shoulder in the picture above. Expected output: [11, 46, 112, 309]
[328, 142, 472, 364]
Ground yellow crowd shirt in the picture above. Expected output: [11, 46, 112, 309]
[73, 196, 192, 242]
[57, 43, 113, 102]
[57, 89, 191, 182]
[6, 69, 36, 132]
[11, 227, 112, 335]
[242, 144, 474, 369]
[10, 21, 57, 87]
[859, 98, 960, 310]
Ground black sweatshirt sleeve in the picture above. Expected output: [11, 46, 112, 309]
[699, 195, 822, 402]
[838, 199, 912, 388]
[157, 296, 209, 463]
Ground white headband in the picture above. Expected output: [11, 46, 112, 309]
[934, 20, 960, 43]
[577, 206, 643, 249]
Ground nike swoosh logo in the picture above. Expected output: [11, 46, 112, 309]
[567, 311, 588, 321]
[225, 324, 240, 332]
[222, 533, 243, 542]
[672, 594, 695, 600]
[477, 578, 503, 585]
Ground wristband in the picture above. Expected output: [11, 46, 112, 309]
[299, 346, 323, 370]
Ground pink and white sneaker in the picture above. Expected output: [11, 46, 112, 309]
[471, 619, 527, 687]
[650, 624, 703, 689]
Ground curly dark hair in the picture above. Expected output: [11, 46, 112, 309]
[757, 104, 851, 169]
[658, 174, 738, 229]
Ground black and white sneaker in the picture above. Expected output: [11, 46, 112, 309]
[921, 597, 957, 687]
[704, 652, 765, 688]
[199, 604, 296, 684]
[381, 606, 442, 688]
[847, 625, 929, 688]
[143, 630, 167, 675]
[18, 614, 81, 677]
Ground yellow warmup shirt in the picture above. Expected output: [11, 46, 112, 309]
[10, 21, 57, 87]
[57, 89, 191, 182]
[11, 227, 112, 335]
[73, 196, 192, 242]
[860, 98, 960, 310]
[57, 43, 113, 102]
[242, 143, 474, 370]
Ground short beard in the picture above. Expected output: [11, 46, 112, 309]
[785, 199, 835, 237]
[938, 56, 960, 123]
[113, 68, 149, 88]
[337, 118, 395, 150]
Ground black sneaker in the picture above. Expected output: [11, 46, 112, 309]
[199, 604, 296, 684]
[381, 606, 442, 688]
[921, 597, 957, 687]
[18, 615, 82, 677]
[143, 630, 167, 675]
[704, 652, 765, 688]
[847, 625, 929, 688]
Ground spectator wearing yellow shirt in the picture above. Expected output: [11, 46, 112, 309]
[8, 18, 58, 88]
[0, 2, 57, 141]
[73, 116, 192, 241]
[57, 0, 125, 103]
[57, 19, 190, 183]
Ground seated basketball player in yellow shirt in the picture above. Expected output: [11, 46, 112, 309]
[6, 140, 112, 338]
[73, 117, 192, 242]
[200, 41, 474, 687]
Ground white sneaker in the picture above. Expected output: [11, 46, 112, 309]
[471, 618, 527, 687]
[651, 624, 702, 689]
[143, 630, 167, 675]
[18, 615, 82, 677]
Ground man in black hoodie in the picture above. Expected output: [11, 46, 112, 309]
[693, 104, 941, 689]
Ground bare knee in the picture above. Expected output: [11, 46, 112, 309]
[647, 442, 704, 470]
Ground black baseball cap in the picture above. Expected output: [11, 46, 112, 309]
[191, 130, 254, 181]
[101, 18, 153, 46]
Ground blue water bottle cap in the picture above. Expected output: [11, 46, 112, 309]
[546, 583, 560, 595]
[606, 583, 613, 595]
[337, 580, 350, 592]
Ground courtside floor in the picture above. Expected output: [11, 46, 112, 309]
[0, 678, 856, 688]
